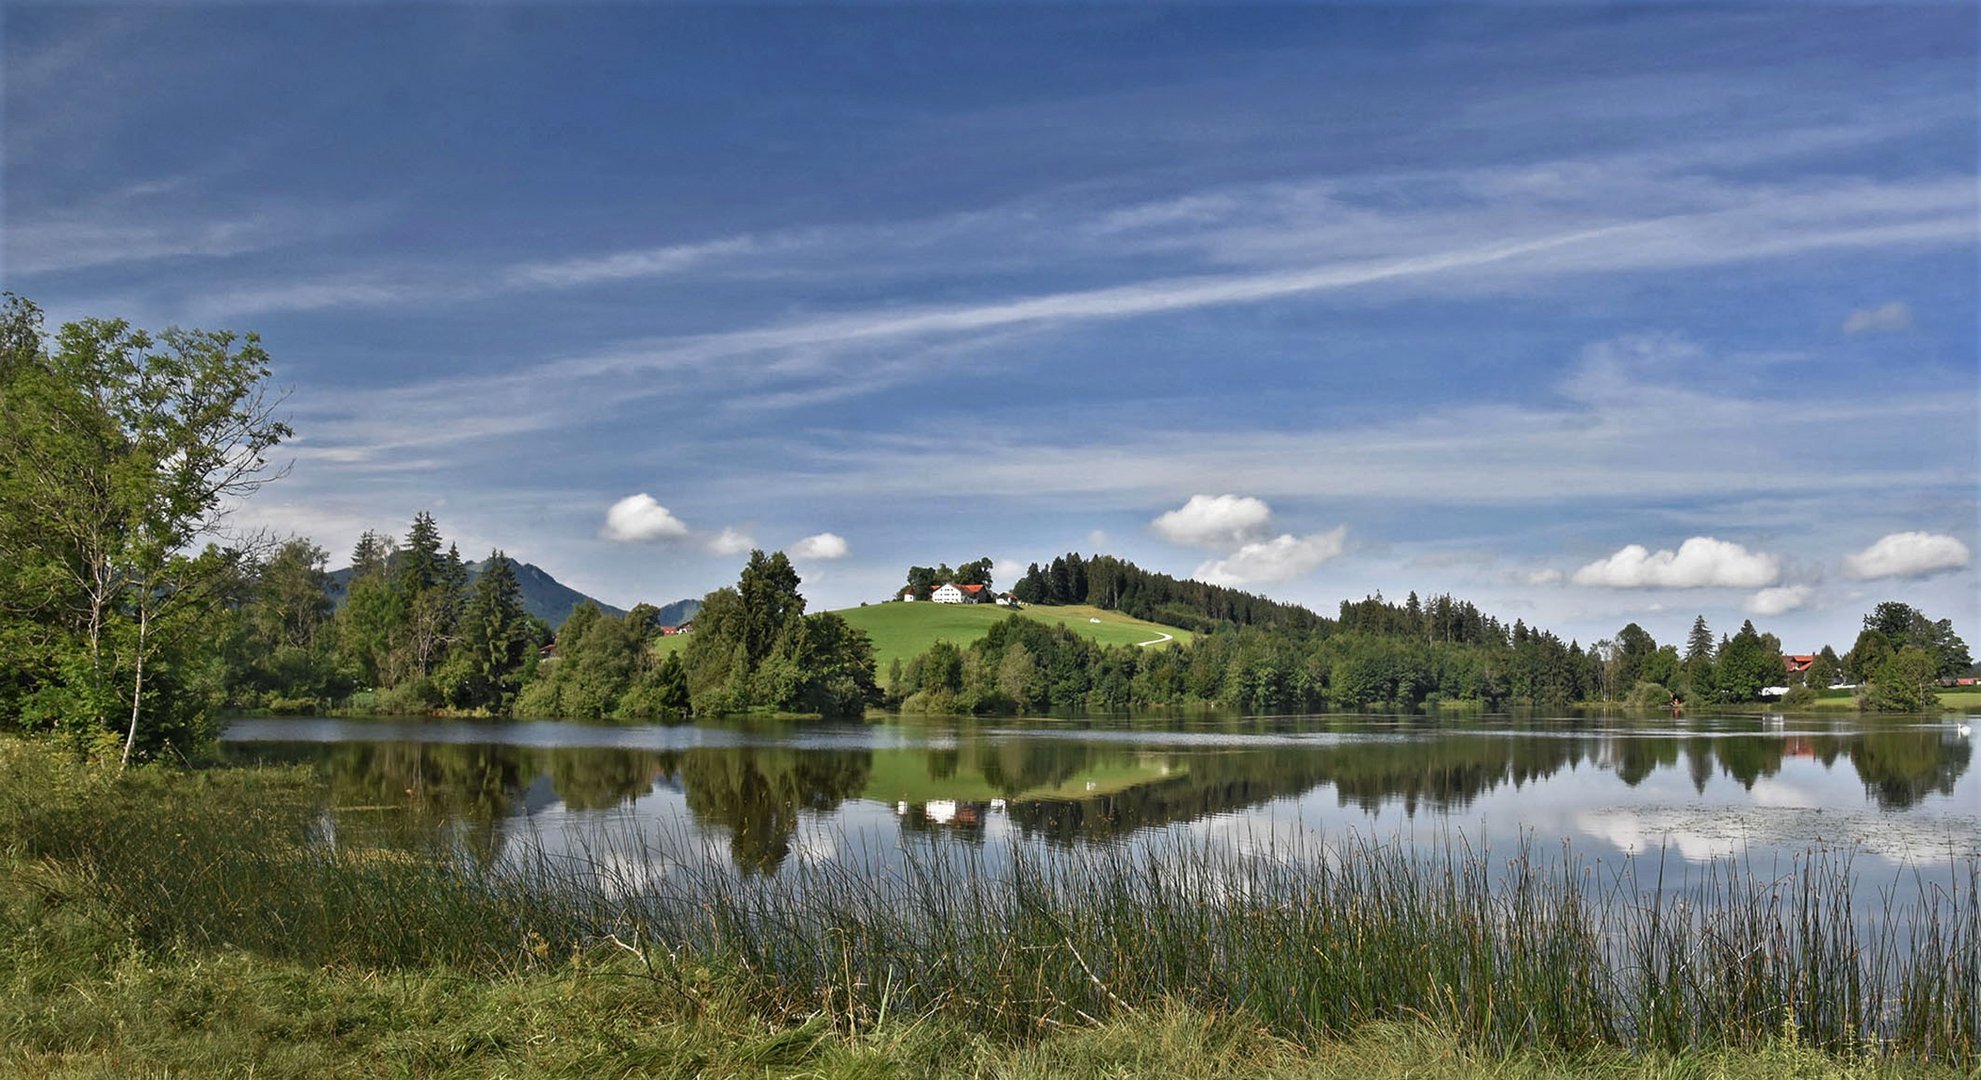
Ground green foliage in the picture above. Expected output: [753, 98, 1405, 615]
[334, 531, 402, 688]
[0, 295, 289, 762]
[445, 550, 535, 713]
[1614, 623, 1657, 690]
[681, 551, 879, 719]
[1627, 680, 1676, 711]
[954, 556, 994, 587]
[736, 549, 804, 668]
[226, 538, 351, 710]
[1713, 620, 1784, 703]
[1780, 684, 1819, 709]
[1856, 601, 1971, 680]
[1866, 647, 1941, 713]
[515, 601, 672, 722]
[1013, 551, 1327, 633]
[1685, 615, 1715, 663]
[753, 612, 880, 719]
[616, 650, 691, 720]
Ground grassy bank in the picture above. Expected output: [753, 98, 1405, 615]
[1784, 689, 1981, 714]
[836, 602, 1192, 670]
[2, 739, 1973, 1076]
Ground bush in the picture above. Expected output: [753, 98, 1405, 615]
[1868, 648, 1941, 713]
[1626, 681, 1674, 712]
[1779, 685, 1818, 709]
[375, 678, 442, 715]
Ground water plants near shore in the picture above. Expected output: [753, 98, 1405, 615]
[2, 738, 1973, 1075]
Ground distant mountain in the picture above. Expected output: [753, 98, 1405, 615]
[649, 596, 702, 628]
[465, 557, 629, 628]
[325, 556, 698, 632]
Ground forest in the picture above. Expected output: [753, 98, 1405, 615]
[1, 293, 1969, 761]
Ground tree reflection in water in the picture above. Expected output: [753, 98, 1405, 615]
[678, 747, 871, 874]
[222, 718, 1970, 872]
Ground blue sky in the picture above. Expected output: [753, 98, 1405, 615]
[5, 4, 1976, 654]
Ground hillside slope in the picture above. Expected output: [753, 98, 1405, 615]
[833, 602, 1192, 671]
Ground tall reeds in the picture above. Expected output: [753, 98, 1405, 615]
[3, 742, 1973, 1066]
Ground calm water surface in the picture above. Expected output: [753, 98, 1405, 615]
[219, 713, 1979, 897]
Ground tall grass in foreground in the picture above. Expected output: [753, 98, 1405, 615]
[557, 831, 1976, 1065]
[2, 742, 1974, 1068]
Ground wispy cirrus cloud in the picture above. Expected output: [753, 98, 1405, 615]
[188, 235, 785, 320]
[1842, 301, 1914, 335]
[273, 164, 1978, 467]
[5, 208, 310, 276]
[501, 237, 765, 290]
[768, 357, 1967, 512]
[94, 109, 1977, 342]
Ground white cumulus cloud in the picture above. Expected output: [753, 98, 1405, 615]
[1746, 585, 1812, 617]
[1570, 537, 1780, 589]
[1841, 301, 1913, 334]
[1151, 494, 1275, 549]
[601, 494, 690, 543]
[1193, 528, 1347, 587]
[1521, 568, 1564, 586]
[1841, 531, 1971, 580]
[707, 527, 756, 556]
[790, 532, 850, 560]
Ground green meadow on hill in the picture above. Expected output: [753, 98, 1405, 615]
[644, 602, 1190, 670]
[834, 602, 1193, 672]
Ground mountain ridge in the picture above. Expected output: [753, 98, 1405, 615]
[324, 556, 698, 631]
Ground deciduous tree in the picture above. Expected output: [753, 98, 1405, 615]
[0, 296, 290, 762]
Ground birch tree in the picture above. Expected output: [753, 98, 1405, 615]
[0, 295, 290, 763]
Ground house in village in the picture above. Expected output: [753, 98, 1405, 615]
[931, 582, 989, 604]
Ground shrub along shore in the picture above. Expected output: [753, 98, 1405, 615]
[2, 739, 1974, 1077]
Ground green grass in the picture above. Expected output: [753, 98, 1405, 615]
[644, 603, 1189, 669]
[837, 602, 1192, 670]
[1796, 689, 1981, 713]
[2, 737, 1974, 1076]
[650, 631, 691, 658]
[1934, 689, 1981, 710]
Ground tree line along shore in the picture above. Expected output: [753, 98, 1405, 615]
[5, 300, 1977, 1078]
[4, 294, 1972, 763]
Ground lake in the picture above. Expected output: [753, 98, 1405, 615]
[220, 712, 1978, 895]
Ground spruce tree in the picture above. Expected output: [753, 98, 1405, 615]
[455, 550, 530, 712]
